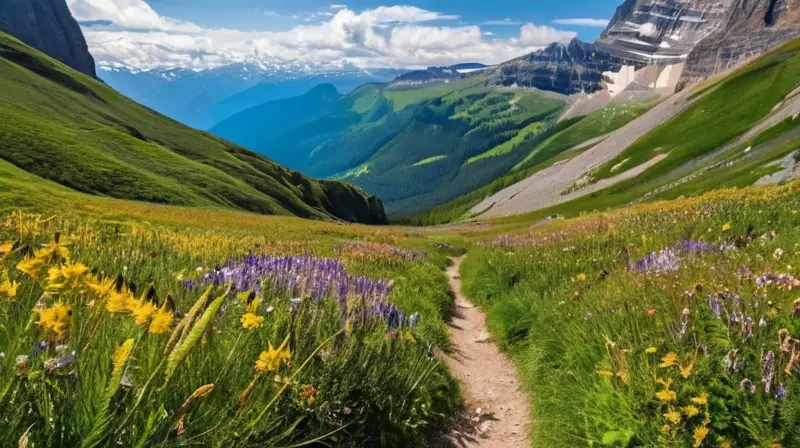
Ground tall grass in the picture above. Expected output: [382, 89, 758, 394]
[462, 181, 800, 446]
[0, 210, 461, 447]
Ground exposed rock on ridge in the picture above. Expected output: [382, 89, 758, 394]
[0, 0, 96, 77]
[483, 40, 638, 95]
[682, 0, 800, 81]
[596, 0, 733, 64]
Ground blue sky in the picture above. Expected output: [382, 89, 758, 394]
[149, 0, 619, 40]
[66, 0, 622, 71]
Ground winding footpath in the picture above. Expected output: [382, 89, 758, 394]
[442, 257, 532, 448]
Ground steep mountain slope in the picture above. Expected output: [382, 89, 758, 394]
[0, 32, 386, 224]
[101, 65, 402, 129]
[469, 40, 800, 219]
[212, 84, 349, 159]
[212, 76, 570, 214]
[485, 0, 800, 98]
[0, 0, 95, 77]
[682, 0, 800, 81]
[596, 0, 733, 64]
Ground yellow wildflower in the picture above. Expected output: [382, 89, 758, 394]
[46, 266, 66, 291]
[664, 410, 681, 424]
[680, 362, 694, 379]
[683, 405, 700, 417]
[241, 313, 264, 330]
[721, 441, 731, 448]
[690, 393, 708, 406]
[131, 300, 157, 326]
[36, 238, 70, 263]
[61, 262, 88, 281]
[106, 288, 134, 313]
[576, 273, 587, 281]
[112, 339, 135, 374]
[0, 241, 13, 260]
[149, 307, 174, 334]
[656, 389, 677, 402]
[722, 223, 732, 232]
[768, 444, 783, 448]
[87, 276, 114, 298]
[656, 378, 672, 388]
[37, 302, 71, 339]
[693, 426, 709, 447]
[661, 424, 671, 434]
[645, 347, 658, 354]
[596, 370, 615, 377]
[255, 336, 291, 373]
[17, 256, 44, 279]
[659, 352, 680, 368]
[0, 279, 19, 299]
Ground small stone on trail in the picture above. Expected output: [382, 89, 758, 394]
[475, 331, 491, 343]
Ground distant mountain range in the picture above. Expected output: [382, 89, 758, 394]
[100, 65, 405, 130]
[211, 0, 800, 219]
[1, 0, 797, 225]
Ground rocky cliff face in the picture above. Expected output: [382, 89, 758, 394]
[483, 40, 635, 95]
[0, 0, 96, 77]
[682, 0, 800, 81]
[485, 0, 799, 96]
[596, 0, 733, 64]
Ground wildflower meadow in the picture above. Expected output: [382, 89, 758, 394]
[0, 209, 463, 447]
[462, 181, 800, 447]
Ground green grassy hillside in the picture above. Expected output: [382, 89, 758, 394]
[0, 32, 386, 224]
[213, 75, 568, 215]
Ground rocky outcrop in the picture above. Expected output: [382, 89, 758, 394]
[391, 63, 488, 87]
[483, 40, 638, 95]
[596, 0, 733, 64]
[0, 0, 96, 77]
[682, 0, 800, 81]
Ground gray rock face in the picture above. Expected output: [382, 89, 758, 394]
[597, 0, 733, 64]
[483, 40, 637, 95]
[682, 0, 800, 81]
[0, 0, 96, 77]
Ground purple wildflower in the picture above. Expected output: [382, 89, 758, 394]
[707, 296, 721, 319]
[629, 248, 681, 274]
[776, 383, 788, 400]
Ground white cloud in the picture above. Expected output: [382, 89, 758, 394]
[519, 24, 576, 46]
[330, 4, 347, 9]
[552, 18, 609, 27]
[67, 0, 200, 32]
[483, 18, 522, 26]
[69, 0, 576, 71]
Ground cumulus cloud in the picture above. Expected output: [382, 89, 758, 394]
[519, 24, 577, 46]
[552, 18, 609, 27]
[67, 0, 200, 32]
[68, 0, 577, 71]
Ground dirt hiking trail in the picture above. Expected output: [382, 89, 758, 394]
[441, 257, 532, 448]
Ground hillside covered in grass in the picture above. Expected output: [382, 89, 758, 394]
[0, 32, 386, 224]
[0, 183, 467, 446]
[212, 75, 588, 214]
[455, 40, 800, 223]
[462, 181, 800, 446]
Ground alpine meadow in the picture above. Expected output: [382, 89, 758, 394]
[1, 0, 800, 447]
